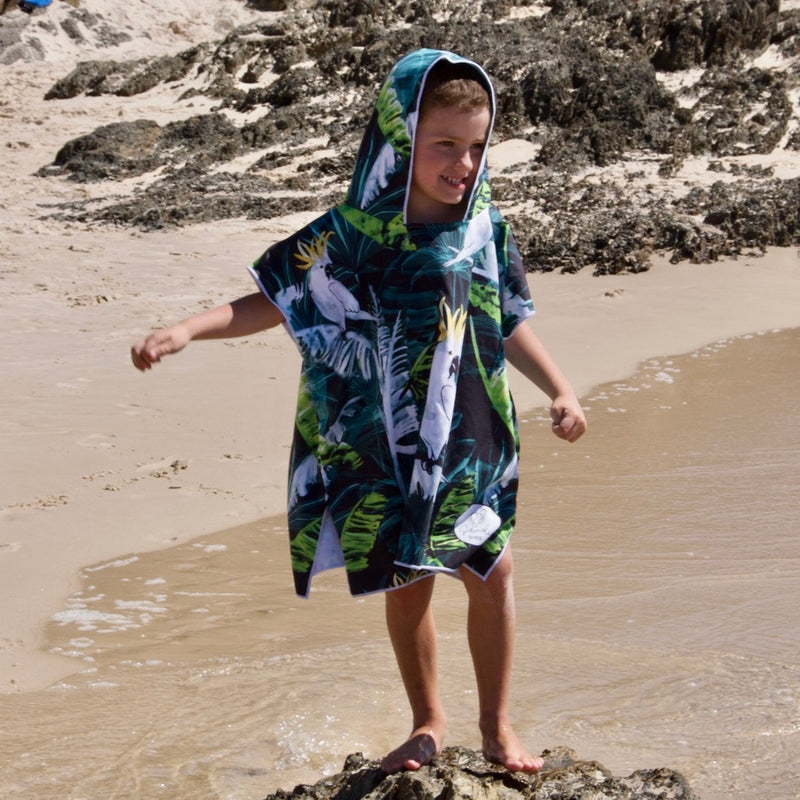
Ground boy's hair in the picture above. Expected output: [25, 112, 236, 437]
[419, 61, 491, 119]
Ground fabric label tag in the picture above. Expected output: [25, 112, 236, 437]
[454, 504, 501, 546]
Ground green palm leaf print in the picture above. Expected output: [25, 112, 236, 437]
[290, 517, 321, 575]
[341, 492, 387, 571]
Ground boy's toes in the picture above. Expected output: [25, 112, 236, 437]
[482, 731, 544, 774]
[381, 729, 441, 774]
[492, 753, 543, 773]
[511, 753, 544, 773]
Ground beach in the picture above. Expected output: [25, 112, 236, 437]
[2, 2, 800, 797]
[3, 221, 798, 693]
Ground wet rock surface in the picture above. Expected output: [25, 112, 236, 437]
[10, 0, 800, 272]
[263, 746, 698, 800]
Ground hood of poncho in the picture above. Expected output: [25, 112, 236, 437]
[347, 48, 496, 225]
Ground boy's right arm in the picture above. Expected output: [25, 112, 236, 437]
[131, 291, 284, 371]
[504, 320, 586, 443]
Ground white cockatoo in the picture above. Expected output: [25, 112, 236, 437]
[295, 231, 368, 330]
[411, 297, 468, 499]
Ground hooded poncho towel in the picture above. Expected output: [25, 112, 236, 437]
[249, 49, 535, 597]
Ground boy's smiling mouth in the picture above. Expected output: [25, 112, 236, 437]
[442, 175, 467, 187]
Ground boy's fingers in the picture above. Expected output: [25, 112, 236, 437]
[551, 408, 570, 431]
[552, 410, 586, 442]
[131, 341, 158, 370]
[565, 414, 587, 442]
[131, 345, 145, 370]
[552, 418, 571, 438]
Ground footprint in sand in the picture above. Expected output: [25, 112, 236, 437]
[3, 495, 70, 512]
[56, 376, 91, 390]
[117, 402, 144, 418]
[76, 433, 116, 448]
[136, 458, 190, 478]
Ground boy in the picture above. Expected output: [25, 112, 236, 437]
[132, 49, 586, 774]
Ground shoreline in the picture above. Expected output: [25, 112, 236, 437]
[1, 239, 798, 694]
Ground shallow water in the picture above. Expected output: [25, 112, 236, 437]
[1, 328, 798, 800]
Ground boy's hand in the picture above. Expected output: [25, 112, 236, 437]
[131, 325, 191, 371]
[550, 396, 586, 443]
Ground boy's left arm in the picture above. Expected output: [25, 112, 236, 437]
[504, 321, 587, 443]
[131, 291, 284, 372]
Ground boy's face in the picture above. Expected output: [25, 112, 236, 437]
[407, 104, 491, 224]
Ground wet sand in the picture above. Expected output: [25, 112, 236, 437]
[3, 244, 799, 694]
[1, 328, 798, 800]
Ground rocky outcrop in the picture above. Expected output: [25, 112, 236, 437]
[648, 0, 780, 70]
[0, 1, 131, 63]
[263, 747, 697, 800]
[43, 47, 206, 99]
[25, 0, 800, 272]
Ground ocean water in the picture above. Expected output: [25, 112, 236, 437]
[0, 328, 798, 800]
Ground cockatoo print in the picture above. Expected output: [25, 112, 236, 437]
[295, 231, 368, 330]
[443, 207, 493, 268]
[411, 297, 468, 500]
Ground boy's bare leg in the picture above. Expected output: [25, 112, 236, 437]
[381, 575, 447, 773]
[460, 548, 544, 773]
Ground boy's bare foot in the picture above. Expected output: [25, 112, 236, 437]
[380, 724, 444, 774]
[482, 726, 544, 773]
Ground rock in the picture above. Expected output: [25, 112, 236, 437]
[677, 177, 800, 250]
[650, 0, 780, 70]
[44, 47, 206, 100]
[0, 2, 133, 63]
[261, 746, 697, 800]
[0, 6, 44, 62]
[46, 119, 163, 182]
[43, 59, 131, 100]
[680, 66, 792, 157]
[42, 113, 243, 182]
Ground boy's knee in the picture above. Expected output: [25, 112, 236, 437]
[489, 548, 514, 583]
[462, 549, 514, 601]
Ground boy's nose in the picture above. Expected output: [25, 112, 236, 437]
[454, 148, 473, 170]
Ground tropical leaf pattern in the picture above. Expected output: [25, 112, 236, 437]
[290, 517, 321, 576]
[377, 82, 412, 157]
[341, 492, 386, 572]
[248, 49, 534, 597]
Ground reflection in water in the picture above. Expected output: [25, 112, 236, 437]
[1, 329, 798, 800]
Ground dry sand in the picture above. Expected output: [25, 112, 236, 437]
[1, 1, 799, 694]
